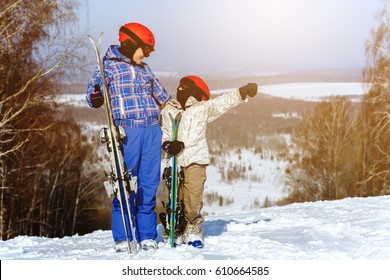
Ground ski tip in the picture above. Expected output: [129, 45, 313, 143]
[98, 32, 103, 44]
[87, 33, 104, 47]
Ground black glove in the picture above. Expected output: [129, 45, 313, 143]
[90, 84, 104, 108]
[162, 140, 185, 155]
[239, 83, 258, 100]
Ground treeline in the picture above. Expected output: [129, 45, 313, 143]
[207, 95, 314, 151]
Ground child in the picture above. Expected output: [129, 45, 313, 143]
[86, 22, 171, 252]
[160, 75, 257, 248]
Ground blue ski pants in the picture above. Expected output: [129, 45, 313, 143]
[111, 124, 162, 242]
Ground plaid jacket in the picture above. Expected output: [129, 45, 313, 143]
[86, 45, 171, 128]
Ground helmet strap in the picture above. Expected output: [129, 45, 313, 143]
[119, 40, 138, 59]
[177, 89, 193, 108]
[192, 88, 204, 101]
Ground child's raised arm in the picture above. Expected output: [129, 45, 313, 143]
[206, 83, 258, 123]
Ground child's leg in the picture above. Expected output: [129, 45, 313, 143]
[181, 163, 207, 236]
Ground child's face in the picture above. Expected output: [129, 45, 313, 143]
[132, 47, 146, 65]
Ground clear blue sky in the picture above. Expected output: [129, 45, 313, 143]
[79, 0, 385, 76]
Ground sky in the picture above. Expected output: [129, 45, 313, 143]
[80, 0, 385, 76]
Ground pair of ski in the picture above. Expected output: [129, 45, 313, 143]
[89, 33, 184, 252]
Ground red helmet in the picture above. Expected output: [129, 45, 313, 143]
[119, 22, 155, 55]
[180, 75, 210, 101]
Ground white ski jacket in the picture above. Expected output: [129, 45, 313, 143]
[161, 89, 245, 167]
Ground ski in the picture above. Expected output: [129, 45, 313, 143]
[160, 112, 185, 247]
[168, 112, 180, 248]
[88, 33, 138, 254]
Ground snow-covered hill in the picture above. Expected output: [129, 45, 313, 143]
[1, 195, 389, 260]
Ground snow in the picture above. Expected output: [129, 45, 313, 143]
[260, 82, 367, 101]
[1, 195, 389, 261]
[203, 150, 287, 215]
[56, 93, 89, 107]
[272, 112, 301, 119]
[2, 197, 390, 280]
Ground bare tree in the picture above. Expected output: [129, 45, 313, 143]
[284, 98, 359, 202]
[0, 0, 106, 239]
[360, 0, 390, 196]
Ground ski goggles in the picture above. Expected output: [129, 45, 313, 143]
[141, 45, 154, 57]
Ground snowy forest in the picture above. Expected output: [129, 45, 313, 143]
[1, 0, 389, 243]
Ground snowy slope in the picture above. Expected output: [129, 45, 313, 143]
[1, 195, 389, 260]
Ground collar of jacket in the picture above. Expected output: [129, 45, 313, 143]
[169, 96, 199, 110]
[104, 45, 146, 68]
